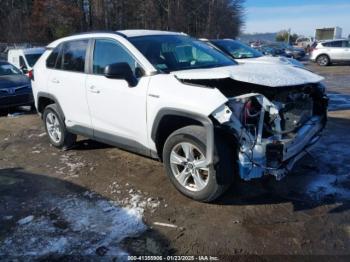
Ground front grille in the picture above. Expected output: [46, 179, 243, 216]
[0, 93, 33, 108]
[0, 85, 30, 95]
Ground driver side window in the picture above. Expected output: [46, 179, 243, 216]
[93, 39, 137, 75]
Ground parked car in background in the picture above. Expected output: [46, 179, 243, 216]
[32, 30, 327, 202]
[250, 41, 263, 48]
[205, 39, 304, 67]
[263, 43, 306, 60]
[295, 37, 314, 52]
[0, 61, 33, 115]
[310, 39, 350, 66]
[8, 47, 45, 74]
[256, 45, 288, 57]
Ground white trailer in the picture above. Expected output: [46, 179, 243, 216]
[315, 27, 342, 41]
[7, 47, 45, 73]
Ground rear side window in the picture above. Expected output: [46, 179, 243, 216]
[342, 41, 350, 47]
[323, 41, 342, 47]
[61, 40, 89, 72]
[46, 46, 60, 68]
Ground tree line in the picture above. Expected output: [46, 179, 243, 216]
[0, 0, 245, 44]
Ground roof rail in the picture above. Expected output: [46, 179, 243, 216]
[70, 31, 127, 38]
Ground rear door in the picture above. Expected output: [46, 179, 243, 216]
[324, 40, 345, 60]
[46, 39, 92, 134]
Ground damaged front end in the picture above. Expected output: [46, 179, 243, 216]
[191, 78, 328, 181]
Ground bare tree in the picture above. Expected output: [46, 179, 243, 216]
[0, 0, 245, 43]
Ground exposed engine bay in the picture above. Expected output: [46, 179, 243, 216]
[182, 78, 328, 181]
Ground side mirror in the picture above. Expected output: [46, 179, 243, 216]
[104, 62, 137, 87]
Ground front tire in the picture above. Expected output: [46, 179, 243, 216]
[316, 55, 330, 66]
[43, 104, 76, 150]
[162, 125, 235, 202]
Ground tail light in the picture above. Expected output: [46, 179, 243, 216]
[28, 70, 34, 81]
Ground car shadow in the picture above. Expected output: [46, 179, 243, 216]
[73, 139, 113, 151]
[0, 168, 173, 259]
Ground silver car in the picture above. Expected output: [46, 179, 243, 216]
[310, 39, 350, 66]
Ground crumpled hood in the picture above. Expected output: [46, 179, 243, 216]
[172, 64, 324, 87]
[239, 56, 304, 68]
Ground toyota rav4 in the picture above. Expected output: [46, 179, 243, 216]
[31, 30, 328, 202]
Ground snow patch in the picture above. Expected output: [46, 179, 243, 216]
[57, 154, 86, 177]
[306, 174, 350, 201]
[0, 195, 146, 258]
[327, 93, 350, 111]
[302, 130, 350, 201]
[7, 112, 25, 118]
[17, 215, 34, 225]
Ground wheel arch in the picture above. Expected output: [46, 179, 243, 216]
[37, 92, 65, 120]
[316, 53, 331, 62]
[151, 108, 214, 163]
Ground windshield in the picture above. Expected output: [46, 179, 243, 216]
[0, 63, 22, 76]
[213, 40, 263, 59]
[129, 35, 236, 72]
[25, 53, 42, 67]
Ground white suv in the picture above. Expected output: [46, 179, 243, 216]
[32, 30, 328, 202]
[310, 39, 350, 66]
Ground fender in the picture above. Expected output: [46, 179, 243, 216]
[151, 108, 214, 165]
[37, 92, 65, 120]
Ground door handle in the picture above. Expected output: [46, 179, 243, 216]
[51, 78, 60, 84]
[89, 86, 100, 94]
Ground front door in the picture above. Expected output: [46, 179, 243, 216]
[85, 38, 150, 151]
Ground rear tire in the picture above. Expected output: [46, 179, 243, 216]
[316, 55, 330, 66]
[43, 104, 76, 150]
[162, 125, 235, 202]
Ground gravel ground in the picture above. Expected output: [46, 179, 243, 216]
[0, 62, 350, 260]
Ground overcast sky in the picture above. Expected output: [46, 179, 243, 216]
[244, 0, 350, 37]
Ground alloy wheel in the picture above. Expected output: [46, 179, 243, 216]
[170, 142, 209, 192]
[317, 56, 328, 66]
[46, 112, 62, 143]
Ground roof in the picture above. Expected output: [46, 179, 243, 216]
[320, 38, 348, 43]
[47, 30, 187, 49]
[23, 47, 45, 54]
[117, 30, 186, 38]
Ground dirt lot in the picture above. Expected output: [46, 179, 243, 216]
[1, 62, 350, 260]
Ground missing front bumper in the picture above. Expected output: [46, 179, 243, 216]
[238, 116, 325, 181]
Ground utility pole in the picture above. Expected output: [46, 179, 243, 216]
[287, 28, 291, 44]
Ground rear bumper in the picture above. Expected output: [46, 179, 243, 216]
[293, 52, 306, 59]
[0, 93, 34, 109]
